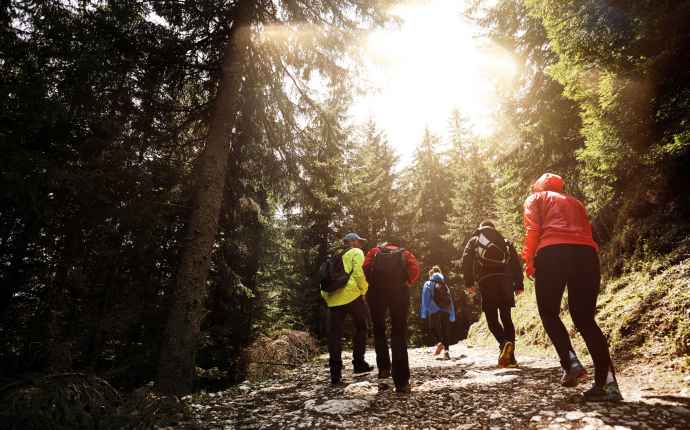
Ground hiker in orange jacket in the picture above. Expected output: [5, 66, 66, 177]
[523, 173, 622, 402]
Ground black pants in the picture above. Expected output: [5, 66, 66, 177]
[328, 296, 368, 375]
[535, 244, 614, 386]
[430, 312, 451, 349]
[484, 304, 515, 348]
[367, 286, 410, 388]
[480, 276, 515, 348]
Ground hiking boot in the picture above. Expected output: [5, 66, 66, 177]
[441, 351, 451, 360]
[395, 383, 411, 394]
[353, 362, 374, 375]
[433, 342, 444, 356]
[378, 368, 391, 379]
[561, 362, 587, 387]
[583, 382, 623, 402]
[498, 341, 514, 368]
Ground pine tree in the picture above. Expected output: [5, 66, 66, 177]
[445, 111, 496, 253]
[401, 128, 454, 269]
[343, 120, 401, 245]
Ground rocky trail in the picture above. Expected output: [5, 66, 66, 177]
[175, 345, 690, 429]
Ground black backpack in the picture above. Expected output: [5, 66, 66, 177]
[319, 251, 352, 293]
[432, 281, 451, 308]
[474, 227, 510, 271]
[368, 246, 408, 288]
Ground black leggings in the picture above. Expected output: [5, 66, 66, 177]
[430, 312, 451, 349]
[535, 244, 614, 386]
[480, 276, 515, 348]
[484, 304, 515, 348]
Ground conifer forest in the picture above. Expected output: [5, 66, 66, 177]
[1, 1, 690, 428]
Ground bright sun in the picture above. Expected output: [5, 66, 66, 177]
[351, 0, 518, 162]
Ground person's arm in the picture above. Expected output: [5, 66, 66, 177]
[507, 241, 524, 293]
[362, 246, 378, 283]
[522, 194, 542, 279]
[404, 250, 421, 284]
[461, 238, 476, 287]
[350, 248, 368, 295]
[448, 285, 456, 322]
[420, 282, 430, 319]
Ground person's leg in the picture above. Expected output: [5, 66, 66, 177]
[534, 246, 576, 370]
[567, 247, 615, 387]
[367, 289, 390, 373]
[483, 304, 505, 347]
[498, 305, 517, 365]
[347, 297, 370, 370]
[498, 305, 515, 344]
[497, 304, 516, 366]
[390, 286, 410, 389]
[440, 314, 451, 350]
[430, 312, 443, 347]
[327, 305, 346, 382]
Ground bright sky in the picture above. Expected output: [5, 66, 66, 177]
[350, 0, 516, 163]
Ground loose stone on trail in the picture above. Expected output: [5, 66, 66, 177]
[176, 345, 690, 429]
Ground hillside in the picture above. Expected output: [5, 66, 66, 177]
[468, 256, 690, 375]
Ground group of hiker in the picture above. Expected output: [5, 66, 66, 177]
[319, 173, 623, 402]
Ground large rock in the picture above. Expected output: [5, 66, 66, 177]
[343, 381, 378, 397]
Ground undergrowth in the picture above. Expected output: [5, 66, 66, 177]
[468, 253, 690, 369]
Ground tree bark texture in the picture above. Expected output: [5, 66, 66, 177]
[157, 2, 254, 395]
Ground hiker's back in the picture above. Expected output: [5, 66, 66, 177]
[473, 226, 510, 276]
[524, 190, 597, 251]
[367, 245, 408, 288]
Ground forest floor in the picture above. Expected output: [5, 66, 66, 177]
[170, 343, 690, 430]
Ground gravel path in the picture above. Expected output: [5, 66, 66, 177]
[178, 344, 690, 429]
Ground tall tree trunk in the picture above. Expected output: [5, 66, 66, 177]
[157, 2, 254, 395]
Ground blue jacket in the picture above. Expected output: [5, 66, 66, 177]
[420, 279, 456, 322]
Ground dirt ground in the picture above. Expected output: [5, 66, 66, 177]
[174, 343, 690, 429]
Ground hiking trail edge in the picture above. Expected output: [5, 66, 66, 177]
[175, 345, 690, 429]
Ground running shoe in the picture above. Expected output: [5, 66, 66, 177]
[582, 382, 624, 402]
[498, 341, 514, 367]
[508, 351, 518, 368]
[561, 362, 587, 387]
[433, 342, 444, 356]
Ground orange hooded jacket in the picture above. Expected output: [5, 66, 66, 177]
[522, 173, 598, 277]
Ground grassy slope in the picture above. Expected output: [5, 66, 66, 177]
[468, 255, 690, 370]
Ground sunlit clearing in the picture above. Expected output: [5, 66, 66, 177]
[351, 0, 519, 162]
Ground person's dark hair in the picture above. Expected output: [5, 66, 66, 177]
[479, 220, 495, 229]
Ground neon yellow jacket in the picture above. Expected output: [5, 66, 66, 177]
[321, 247, 368, 307]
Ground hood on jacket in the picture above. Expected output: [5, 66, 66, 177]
[533, 173, 564, 193]
[430, 273, 444, 283]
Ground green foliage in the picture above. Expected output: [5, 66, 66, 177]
[0, 374, 123, 430]
[445, 111, 496, 251]
[343, 120, 400, 245]
[401, 128, 454, 267]
[465, 0, 690, 364]
[0, 0, 392, 392]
